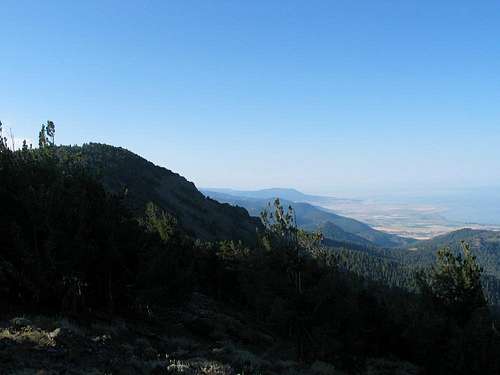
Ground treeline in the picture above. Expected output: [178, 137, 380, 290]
[2, 122, 500, 374]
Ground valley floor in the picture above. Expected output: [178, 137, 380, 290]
[319, 200, 500, 240]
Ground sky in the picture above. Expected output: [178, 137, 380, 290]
[1, 0, 500, 195]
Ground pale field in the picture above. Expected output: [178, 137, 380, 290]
[314, 199, 500, 240]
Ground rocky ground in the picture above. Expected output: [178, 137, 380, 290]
[0, 293, 418, 374]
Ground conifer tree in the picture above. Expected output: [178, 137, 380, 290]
[261, 199, 310, 360]
[39, 124, 47, 148]
[140, 202, 178, 242]
[0, 120, 6, 151]
[418, 241, 487, 323]
[46, 120, 55, 146]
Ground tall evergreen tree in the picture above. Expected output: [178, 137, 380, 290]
[46, 120, 55, 146]
[38, 124, 47, 148]
[260, 199, 316, 360]
[418, 241, 487, 324]
[0, 120, 6, 151]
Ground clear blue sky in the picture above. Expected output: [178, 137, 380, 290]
[1, 1, 499, 195]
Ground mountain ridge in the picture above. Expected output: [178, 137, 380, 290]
[57, 143, 262, 243]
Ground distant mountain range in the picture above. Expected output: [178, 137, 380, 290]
[202, 189, 414, 248]
[202, 187, 359, 205]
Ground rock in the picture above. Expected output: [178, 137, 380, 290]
[48, 327, 75, 343]
[92, 334, 112, 344]
[48, 328, 61, 339]
[167, 360, 191, 374]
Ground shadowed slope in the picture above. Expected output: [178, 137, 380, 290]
[58, 143, 262, 243]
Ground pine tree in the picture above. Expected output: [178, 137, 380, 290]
[0, 120, 6, 151]
[418, 241, 487, 324]
[140, 202, 178, 242]
[260, 199, 314, 360]
[46, 120, 55, 146]
[39, 124, 47, 148]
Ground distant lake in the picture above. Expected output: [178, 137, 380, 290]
[372, 187, 500, 226]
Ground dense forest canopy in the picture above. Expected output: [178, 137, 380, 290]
[1, 122, 500, 374]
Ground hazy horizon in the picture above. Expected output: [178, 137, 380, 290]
[202, 185, 500, 227]
[2, 1, 500, 193]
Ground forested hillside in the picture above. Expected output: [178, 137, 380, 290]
[400, 229, 500, 303]
[2, 122, 500, 374]
[215, 188, 500, 304]
[402, 229, 500, 268]
[56, 143, 262, 243]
